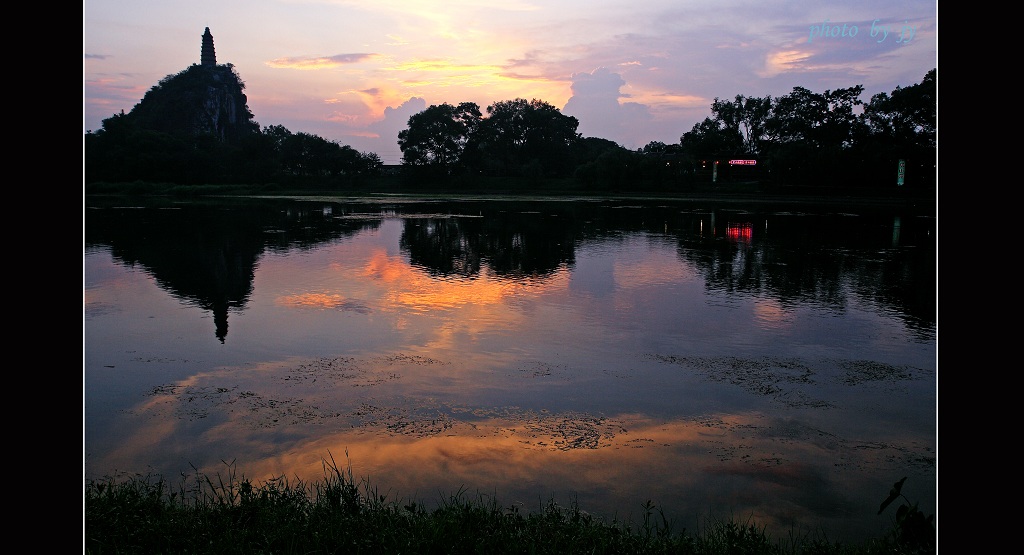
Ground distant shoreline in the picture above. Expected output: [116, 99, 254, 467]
[84, 179, 936, 215]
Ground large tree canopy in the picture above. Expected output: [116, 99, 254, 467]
[680, 117, 743, 160]
[709, 95, 773, 156]
[397, 102, 482, 173]
[471, 98, 581, 177]
[398, 98, 582, 178]
[765, 85, 865, 149]
[862, 68, 936, 148]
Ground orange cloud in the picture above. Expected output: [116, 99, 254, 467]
[760, 49, 812, 77]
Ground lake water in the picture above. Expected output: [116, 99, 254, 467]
[83, 194, 936, 543]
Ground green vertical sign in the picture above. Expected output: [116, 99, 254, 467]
[897, 159, 906, 186]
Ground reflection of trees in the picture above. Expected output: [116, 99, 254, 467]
[674, 210, 935, 336]
[397, 200, 934, 335]
[680, 232, 848, 307]
[400, 205, 578, 279]
[84, 198, 378, 342]
[85, 197, 935, 340]
[401, 217, 483, 277]
[479, 209, 578, 277]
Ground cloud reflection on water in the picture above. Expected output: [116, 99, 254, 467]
[97, 362, 926, 542]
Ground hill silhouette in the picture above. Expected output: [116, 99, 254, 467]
[119, 63, 259, 145]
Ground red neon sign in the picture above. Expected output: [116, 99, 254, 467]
[728, 159, 757, 166]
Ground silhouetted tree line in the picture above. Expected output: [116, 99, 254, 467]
[398, 68, 935, 190]
[678, 68, 936, 190]
[85, 65, 934, 192]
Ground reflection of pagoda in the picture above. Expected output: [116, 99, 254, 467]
[85, 202, 264, 344]
[201, 27, 217, 66]
[85, 199, 379, 343]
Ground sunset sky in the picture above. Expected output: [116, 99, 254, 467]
[83, 1, 937, 164]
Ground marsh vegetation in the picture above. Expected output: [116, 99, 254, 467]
[84, 456, 934, 554]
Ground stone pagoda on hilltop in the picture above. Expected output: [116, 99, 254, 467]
[106, 27, 257, 144]
[201, 27, 217, 66]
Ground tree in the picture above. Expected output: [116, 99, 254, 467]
[261, 124, 294, 152]
[679, 117, 742, 161]
[398, 102, 482, 175]
[471, 98, 581, 178]
[862, 68, 936, 149]
[731, 95, 772, 156]
[573, 136, 627, 167]
[766, 86, 865, 149]
[855, 68, 936, 188]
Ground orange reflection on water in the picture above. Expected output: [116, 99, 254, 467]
[276, 292, 363, 310]
[752, 299, 793, 331]
[613, 246, 695, 289]
[363, 250, 567, 314]
[93, 371, 915, 541]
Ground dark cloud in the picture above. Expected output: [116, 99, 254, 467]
[326, 53, 376, 64]
[569, 68, 625, 98]
[562, 68, 654, 148]
[364, 97, 427, 164]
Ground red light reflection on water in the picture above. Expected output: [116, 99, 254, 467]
[726, 222, 753, 242]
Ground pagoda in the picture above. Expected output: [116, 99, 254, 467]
[201, 27, 217, 66]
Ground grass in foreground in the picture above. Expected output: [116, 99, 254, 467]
[84, 456, 934, 554]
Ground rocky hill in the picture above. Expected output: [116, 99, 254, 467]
[117, 63, 259, 145]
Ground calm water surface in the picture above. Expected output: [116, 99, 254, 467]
[83, 195, 936, 542]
